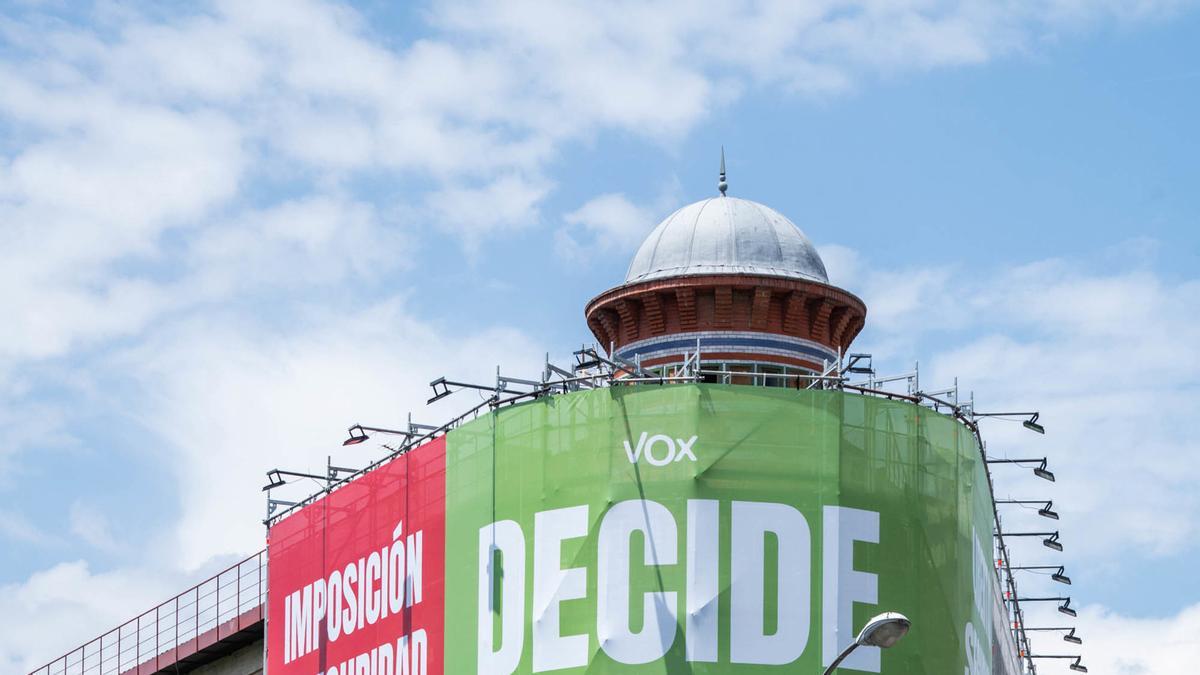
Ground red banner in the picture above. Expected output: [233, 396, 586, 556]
[267, 437, 446, 675]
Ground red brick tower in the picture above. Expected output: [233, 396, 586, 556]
[585, 165, 866, 382]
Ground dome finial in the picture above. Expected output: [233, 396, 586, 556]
[718, 146, 728, 196]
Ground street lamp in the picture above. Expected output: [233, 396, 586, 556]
[822, 612, 911, 675]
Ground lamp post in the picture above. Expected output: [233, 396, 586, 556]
[822, 612, 911, 675]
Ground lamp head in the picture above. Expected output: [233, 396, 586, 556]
[343, 424, 369, 446]
[1023, 413, 1045, 434]
[1058, 599, 1077, 618]
[1070, 657, 1088, 672]
[1043, 532, 1064, 552]
[1051, 567, 1072, 585]
[1063, 628, 1082, 645]
[1034, 459, 1055, 482]
[855, 611, 911, 648]
[1038, 501, 1060, 520]
[262, 469, 286, 492]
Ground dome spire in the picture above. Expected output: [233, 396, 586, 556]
[718, 146, 728, 196]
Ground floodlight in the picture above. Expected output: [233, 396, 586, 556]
[999, 531, 1062, 552]
[341, 424, 413, 446]
[1038, 501, 1060, 520]
[262, 470, 285, 491]
[1043, 532, 1064, 552]
[428, 377, 452, 403]
[1034, 459, 1055, 482]
[1025, 627, 1082, 645]
[1052, 568, 1072, 585]
[996, 499, 1058, 520]
[1029, 655, 1086, 673]
[1016, 596, 1074, 617]
[261, 468, 327, 491]
[974, 410, 1044, 434]
[984, 457, 1054, 482]
[343, 424, 369, 446]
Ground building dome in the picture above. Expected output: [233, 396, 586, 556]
[625, 196, 828, 284]
[585, 171, 866, 379]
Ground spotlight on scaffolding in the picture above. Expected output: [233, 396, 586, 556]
[997, 530, 1063, 552]
[986, 456, 1055, 482]
[1017, 596, 1076, 618]
[261, 468, 328, 492]
[996, 499, 1059, 520]
[974, 410, 1045, 434]
[1025, 627, 1083, 645]
[1029, 655, 1087, 672]
[342, 424, 414, 447]
[1009, 565, 1071, 585]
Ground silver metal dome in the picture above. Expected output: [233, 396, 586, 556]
[625, 197, 828, 284]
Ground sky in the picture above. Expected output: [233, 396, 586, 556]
[0, 0, 1198, 672]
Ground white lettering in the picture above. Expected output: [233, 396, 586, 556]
[532, 505, 589, 672]
[674, 436, 698, 462]
[623, 432, 648, 463]
[822, 506, 880, 672]
[342, 561, 358, 636]
[597, 500, 678, 663]
[478, 520, 526, 674]
[731, 501, 811, 665]
[406, 531, 423, 607]
[643, 434, 675, 467]
[686, 499, 719, 662]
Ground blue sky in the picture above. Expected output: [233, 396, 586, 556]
[1, 1, 1198, 672]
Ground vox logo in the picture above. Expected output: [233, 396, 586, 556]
[622, 432, 698, 466]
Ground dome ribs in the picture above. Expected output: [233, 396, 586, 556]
[623, 197, 827, 285]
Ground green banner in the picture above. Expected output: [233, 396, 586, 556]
[444, 384, 1001, 673]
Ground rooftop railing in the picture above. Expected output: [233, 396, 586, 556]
[28, 550, 265, 675]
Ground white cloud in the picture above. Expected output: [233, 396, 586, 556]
[1024, 601, 1200, 674]
[109, 299, 545, 570]
[556, 193, 660, 264]
[68, 502, 118, 553]
[0, 1, 1194, 670]
[0, 560, 188, 673]
[0, 0, 1186, 367]
[846, 250, 1200, 562]
[0, 509, 58, 548]
[426, 174, 552, 245]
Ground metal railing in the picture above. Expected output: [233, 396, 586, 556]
[29, 550, 266, 675]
